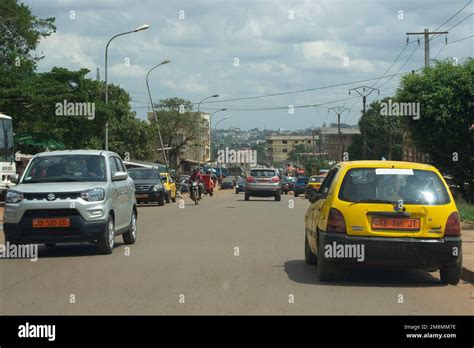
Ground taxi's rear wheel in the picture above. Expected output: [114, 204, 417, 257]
[316, 236, 336, 281]
[305, 236, 317, 265]
[440, 255, 462, 285]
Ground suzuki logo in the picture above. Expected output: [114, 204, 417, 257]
[47, 193, 56, 201]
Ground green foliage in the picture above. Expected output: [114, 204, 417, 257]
[304, 157, 330, 175]
[153, 98, 200, 166]
[396, 58, 474, 201]
[348, 97, 403, 161]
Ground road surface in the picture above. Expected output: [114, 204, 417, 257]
[0, 190, 472, 314]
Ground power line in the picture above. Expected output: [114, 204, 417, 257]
[373, 0, 471, 90]
[378, 46, 420, 89]
[434, 0, 472, 31]
[371, 44, 409, 88]
[449, 34, 474, 44]
[433, 34, 474, 59]
[198, 72, 409, 104]
[446, 12, 473, 31]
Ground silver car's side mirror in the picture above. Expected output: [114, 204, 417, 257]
[10, 174, 19, 184]
[112, 171, 128, 181]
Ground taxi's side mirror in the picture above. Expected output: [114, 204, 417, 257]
[306, 188, 321, 203]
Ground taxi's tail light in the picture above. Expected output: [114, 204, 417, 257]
[327, 208, 347, 234]
[272, 176, 280, 183]
[445, 212, 461, 236]
[247, 176, 255, 183]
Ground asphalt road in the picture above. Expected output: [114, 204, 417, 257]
[0, 190, 473, 315]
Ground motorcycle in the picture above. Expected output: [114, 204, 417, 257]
[190, 181, 199, 205]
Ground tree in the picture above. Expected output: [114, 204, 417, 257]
[347, 97, 403, 161]
[153, 97, 201, 168]
[396, 58, 474, 202]
[0, 0, 55, 110]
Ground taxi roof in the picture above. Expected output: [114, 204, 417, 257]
[335, 160, 436, 171]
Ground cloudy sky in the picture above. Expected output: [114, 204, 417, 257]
[24, 0, 473, 130]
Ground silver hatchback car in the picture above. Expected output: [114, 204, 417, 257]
[3, 150, 137, 254]
[245, 168, 281, 201]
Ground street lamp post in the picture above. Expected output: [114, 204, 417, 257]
[146, 60, 171, 173]
[214, 116, 230, 173]
[209, 108, 226, 175]
[196, 94, 219, 171]
[104, 24, 149, 151]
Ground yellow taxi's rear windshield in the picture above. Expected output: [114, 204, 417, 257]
[338, 168, 450, 205]
[310, 176, 325, 183]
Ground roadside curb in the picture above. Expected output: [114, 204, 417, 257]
[461, 228, 474, 284]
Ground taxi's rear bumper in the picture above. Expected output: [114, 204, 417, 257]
[319, 231, 462, 270]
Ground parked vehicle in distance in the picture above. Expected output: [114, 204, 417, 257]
[128, 168, 165, 206]
[235, 176, 246, 193]
[294, 176, 309, 197]
[160, 172, 177, 203]
[281, 176, 295, 194]
[306, 174, 327, 198]
[220, 176, 235, 190]
[305, 160, 462, 284]
[3, 150, 137, 254]
[0, 113, 16, 198]
[245, 168, 281, 201]
[307, 175, 326, 191]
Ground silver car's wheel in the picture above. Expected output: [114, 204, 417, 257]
[108, 218, 115, 249]
[123, 210, 137, 245]
[98, 215, 115, 254]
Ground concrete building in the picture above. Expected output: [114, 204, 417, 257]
[264, 127, 360, 166]
[265, 135, 317, 165]
[319, 127, 360, 161]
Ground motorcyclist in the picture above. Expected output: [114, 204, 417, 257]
[189, 168, 204, 197]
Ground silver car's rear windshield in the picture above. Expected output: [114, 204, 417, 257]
[22, 155, 107, 183]
[250, 170, 276, 177]
[338, 168, 450, 205]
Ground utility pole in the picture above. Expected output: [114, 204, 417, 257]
[349, 86, 379, 159]
[406, 29, 448, 67]
[327, 106, 350, 161]
[318, 129, 323, 159]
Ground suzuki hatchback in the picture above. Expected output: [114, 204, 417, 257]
[305, 161, 462, 284]
[4, 150, 137, 255]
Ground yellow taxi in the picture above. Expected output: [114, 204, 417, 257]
[160, 172, 177, 203]
[304, 161, 462, 284]
[307, 174, 327, 191]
